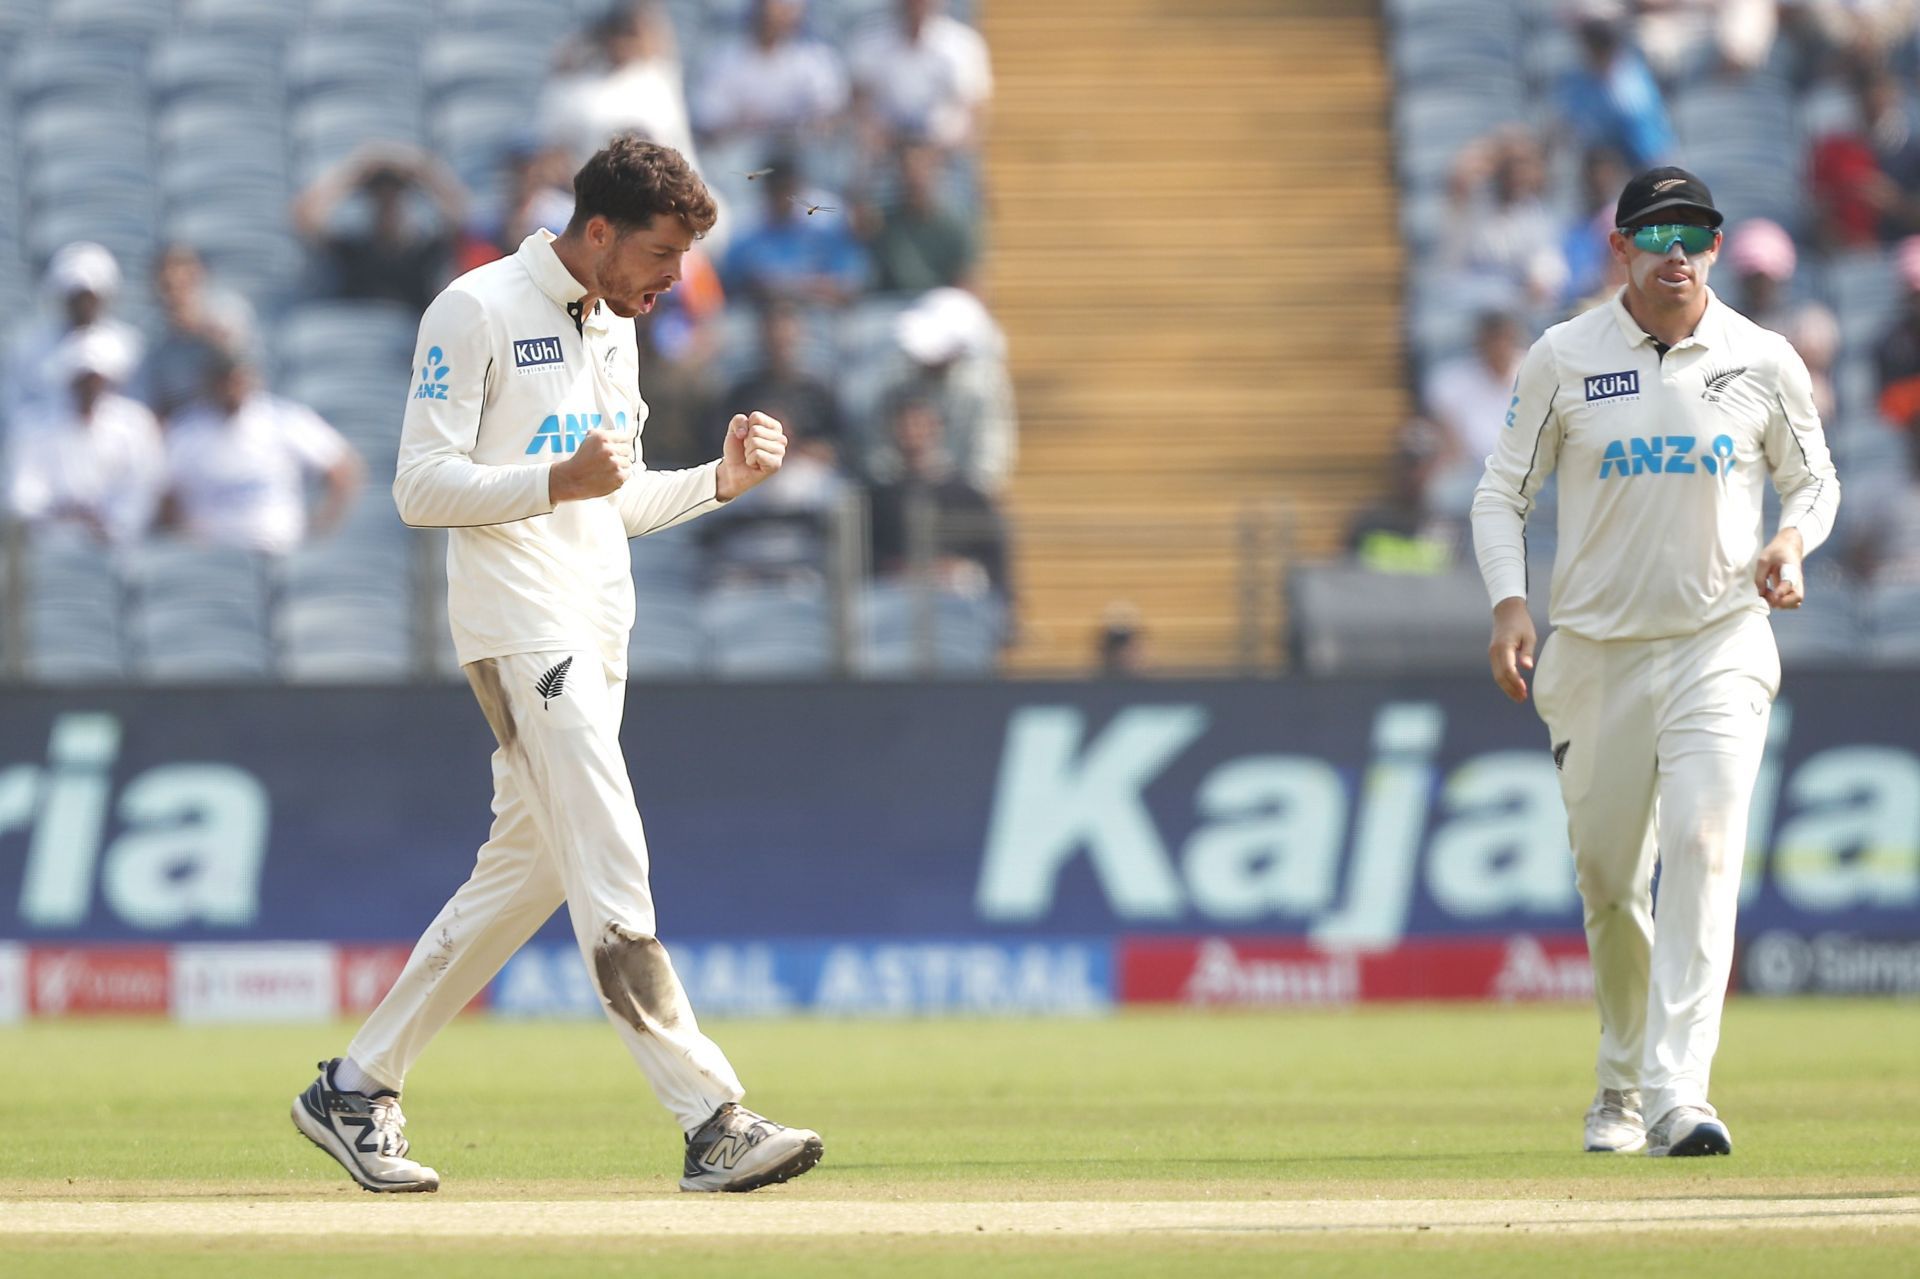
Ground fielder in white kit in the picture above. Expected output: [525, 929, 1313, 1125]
[1472, 168, 1839, 1157]
[292, 137, 824, 1193]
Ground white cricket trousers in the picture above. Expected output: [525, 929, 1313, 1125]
[1532, 608, 1778, 1125]
[347, 649, 746, 1132]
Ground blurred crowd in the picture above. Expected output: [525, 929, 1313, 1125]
[1359, 0, 1920, 605]
[2, 0, 1010, 629]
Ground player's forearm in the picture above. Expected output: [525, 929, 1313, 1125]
[1777, 477, 1839, 558]
[392, 455, 556, 528]
[619, 460, 725, 537]
[1469, 479, 1532, 607]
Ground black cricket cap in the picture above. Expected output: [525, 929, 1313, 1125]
[1614, 166, 1723, 229]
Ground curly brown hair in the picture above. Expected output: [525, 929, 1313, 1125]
[567, 134, 717, 237]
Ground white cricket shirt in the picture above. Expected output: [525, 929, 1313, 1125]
[168, 392, 351, 554]
[1472, 288, 1840, 642]
[7, 392, 165, 546]
[394, 229, 724, 671]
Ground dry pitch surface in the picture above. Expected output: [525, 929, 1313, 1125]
[1, 1005, 1915, 1276]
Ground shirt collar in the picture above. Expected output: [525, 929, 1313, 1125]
[517, 229, 587, 306]
[1608, 285, 1723, 352]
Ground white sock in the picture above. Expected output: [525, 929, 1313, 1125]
[332, 1057, 382, 1094]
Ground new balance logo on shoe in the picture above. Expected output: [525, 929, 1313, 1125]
[536, 658, 572, 709]
[1553, 741, 1570, 771]
[344, 1116, 381, 1154]
[702, 1132, 755, 1170]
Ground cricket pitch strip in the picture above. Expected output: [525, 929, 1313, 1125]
[3, 1196, 1916, 1240]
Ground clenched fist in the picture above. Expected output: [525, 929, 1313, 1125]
[548, 428, 633, 503]
[716, 411, 787, 501]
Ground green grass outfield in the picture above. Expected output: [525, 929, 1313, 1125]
[1, 1002, 1916, 1276]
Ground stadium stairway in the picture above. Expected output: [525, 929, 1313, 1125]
[981, 0, 1406, 671]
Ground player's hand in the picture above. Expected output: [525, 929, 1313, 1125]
[1488, 596, 1536, 703]
[716, 411, 787, 501]
[548, 428, 633, 502]
[1755, 529, 1806, 610]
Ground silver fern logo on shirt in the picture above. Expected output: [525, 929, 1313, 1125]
[1701, 366, 1750, 403]
[1584, 371, 1640, 403]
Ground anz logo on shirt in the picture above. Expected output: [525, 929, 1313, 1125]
[1597, 433, 1738, 479]
[414, 347, 450, 400]
[525, 411, 628, 455]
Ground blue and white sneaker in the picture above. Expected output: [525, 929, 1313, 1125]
[292, 1059, 440, 1193]
[1647, 1104, 1733, 1157]
[1584, 1087, 1647, 1153]
[680, 1102, 824, 1192]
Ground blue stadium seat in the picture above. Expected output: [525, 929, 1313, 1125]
[48, 0, 178, 37]
[860, 581, 1004, 676]
[10, 35, 149, 108]
[1866, 581, 1920, 664]
[178, 0, 302, 35]
[1290, 564, 1504, 676]
[123, 542, 276, 682]
[700, 581, 836, 676]
[1824, 248, 1904, 351]
[629, 527, 706, 676]
[23, 540, 127, 681]
[151, 34, 287, 108]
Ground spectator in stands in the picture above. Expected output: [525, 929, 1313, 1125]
[865, 140, 978, 293]
[3, 241, 142, 434]
[695, 402, 851, 587]
[456, 137, 576, 273]
[1808, 61, 1920, 250]
[722, 161, 869, 305]
[1724, 218, 1842, 417]
[876, 286, 1015, 493]
[1561, 146, 1632, 304]
[1875, 237, 1920, 432]
[848, 0, 993, 152]
[867, 395, 1007, 597]
[1424, 310, 1523, 475]
[1633, 0, 1778, 80]
[720, 301, 845, 460]
[540, 2, 699, 168]
[292, 142, 467, 316]
[135, 243, 257, 422]
[1344, 419, 1459, 575]
[5, 329, 165, 548]
[1727, 218, 1800, 332]
[1556, 10, 1676, 170]
[1095, 601, 1147, 676]
[692, 0, 848, 147]
[1443, 129, 1567, 307]
[162, 351, 363, 556]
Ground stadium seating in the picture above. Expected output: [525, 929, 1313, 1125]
[0, 0, 1014, 686]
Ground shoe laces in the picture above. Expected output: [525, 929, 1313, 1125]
[1591, 1088, 1642, 1123]
[366, 1096, 411, 1158]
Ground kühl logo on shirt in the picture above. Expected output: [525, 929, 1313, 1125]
[1584, 370, 1639, 403]
[513, 336, 565, 372]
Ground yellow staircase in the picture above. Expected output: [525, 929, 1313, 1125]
[980, 0, 1407, 671]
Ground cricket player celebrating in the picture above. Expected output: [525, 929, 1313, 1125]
[1472, 168, 1839, 1157]
[292, 137, 823, 1193]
